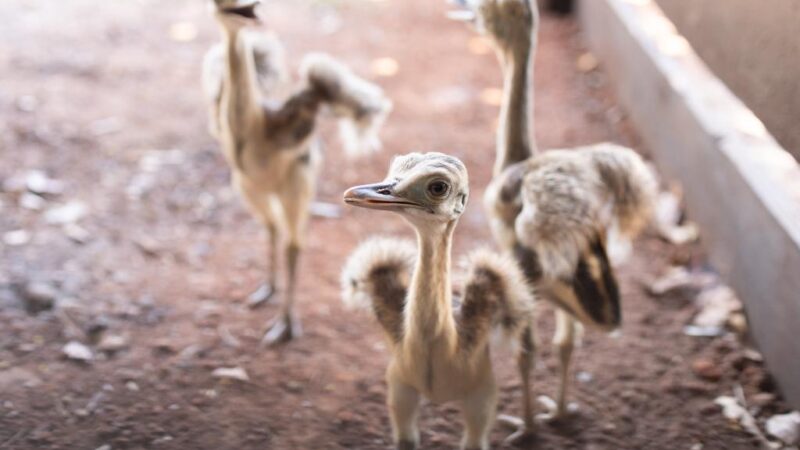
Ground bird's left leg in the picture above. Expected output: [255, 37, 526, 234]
[461, 377, 497, 450]
[499, 323, 537, 442]
[537, 308, 579, 421]
[261, 154, 316, 346]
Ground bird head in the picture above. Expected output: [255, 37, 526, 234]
[344, 152, 469, 227]
[211, 0, 262, 29]
[448, 0, 537, 53]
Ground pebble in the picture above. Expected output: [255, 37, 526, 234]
[63, 341, 94, 362]
[20, 281, 58, 313]
[691, 358, 722, 381]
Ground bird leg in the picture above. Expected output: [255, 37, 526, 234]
[247, 223, 278, 308]
[500, 324, 536, 442]
[387, 374, 421, 450]
[537, 309, 579, 422]
[461, 381, 496, 450]
[261, 242, 302, 346]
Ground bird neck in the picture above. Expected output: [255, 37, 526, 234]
[494, 39, 536, 177]
[405, 220, 458, 348]
[219, 25, 262, 129]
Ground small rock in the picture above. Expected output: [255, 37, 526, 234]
[25, 170, 64, 195]
[576, 371, 593, 383]
[691, 358, 722, 381]
[20, 192, 46, 210]
[765, 411, 800, 445]
[98, 334, 129, 352]
[63, 341, 94, 362]
[63, 223, 91, 244]
[16, 95, 38, 112]
[211, 366, 249, 382]
[95, 445, 112, 450]
[125, 381, 140, 392]
[20, 281, 58, 313]
[45, 201, 88, 225]
[3, 229, 31, 246]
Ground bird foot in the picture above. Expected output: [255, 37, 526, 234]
[535, 395, 578, 423]
[260, 314, 302, 347]
[497, 414, 535, 444]
[246, 282, 275, 309]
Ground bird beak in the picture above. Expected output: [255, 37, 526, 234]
[343, 182, 420, 211]
[217, 0, 262, 24]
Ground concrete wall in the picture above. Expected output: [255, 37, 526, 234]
[655, 0, 800, 161]
[579, 0, 800, 409]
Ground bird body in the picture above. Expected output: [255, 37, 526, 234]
[342, 153, 535, 449]
[205, 0, 391, 344]
[453, 0, 658, 420]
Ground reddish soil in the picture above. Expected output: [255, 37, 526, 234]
[0, 1, 787, 449]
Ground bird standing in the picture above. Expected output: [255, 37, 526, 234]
[341, 153, 536, 450]
[205, 0, 392, 345]
[451, 0, 658, 423]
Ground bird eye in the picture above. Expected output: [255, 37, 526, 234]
[427, 180, 450, 198]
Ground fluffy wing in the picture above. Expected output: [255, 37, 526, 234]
[457, 249, 535, 355]
[300, 53, 392, 156]
[506, 144, 655, 330]
[341, 237, 416, 343]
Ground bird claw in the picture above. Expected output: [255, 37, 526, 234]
[497, 414, 534, 444]
[260, 314, 301, 346]
[535, 395, 578, 423]
[247, 282, 275, 309]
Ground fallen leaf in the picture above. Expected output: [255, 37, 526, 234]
[765, 411, 800, 445]
[212, 366, 250, 382]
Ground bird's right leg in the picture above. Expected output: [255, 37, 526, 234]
[261, 157, 315, 346]
[537, 309, 578, 422]
[247, 221, 278, 308]
[387, 372, 421, 450]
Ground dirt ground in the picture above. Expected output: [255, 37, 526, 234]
[0, 0, 789, 449]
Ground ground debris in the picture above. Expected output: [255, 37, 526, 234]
[766, 412, 800, 446]
[2, 229, 31, 246]
[691, 358, 722, 381]
[694, 285, 744, 330]
[645, 265, 714, 296]
[45, 200, 88, 225]
[97, 334, 130, 353]
[211, 366, 250, 382]
[716, 386, 781, 449]
[654, 187, 700, 245]
[62, 341, 94, 362]
[18, 281, 58, 313]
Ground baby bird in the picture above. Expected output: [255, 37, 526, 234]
[341, 153, 536, 450]
[204, 0, 391, 344]
[452, 0, 658, 421]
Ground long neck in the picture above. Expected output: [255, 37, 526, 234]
[494, 40, 536, 176]
[219, 25, 261, 130]
[405, 221, 458, 346]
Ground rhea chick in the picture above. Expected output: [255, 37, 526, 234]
[341, 153, 536, 450]
[452, 0, 658, 420]
[204, 0, 391, 345]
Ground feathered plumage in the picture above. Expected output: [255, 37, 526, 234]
[301, 53, 393, 157]
[341, 153, 536, 449]
[485, 143, 656, 329]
